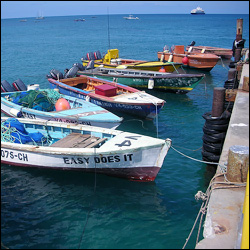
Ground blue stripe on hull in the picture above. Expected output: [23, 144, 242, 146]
[50, 83, 161, 119]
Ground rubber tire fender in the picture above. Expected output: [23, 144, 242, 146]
[203, 122, 229, 132]
[202, 111, 231, 125]
[203, 141, 223, 154]
[203, 125, 226, 136]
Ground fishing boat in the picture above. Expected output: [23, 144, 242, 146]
[123, 15, 139, 20]
[74, 18, 85, 21]
[190, 7, 205, 14]
[158, 45, 219, 71]
[185, 45, 233, 59]
[47, 75, 165, 120]
[81, 49, 182, 73]
[76, 67, 205, 94]
[1, 87, 122, 129]
[1, 117, 172, 181]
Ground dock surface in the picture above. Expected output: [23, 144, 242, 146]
[196, 63, 249, 249]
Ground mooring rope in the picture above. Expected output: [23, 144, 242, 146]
[219, 56, 229, 71]
[137, 91, 160, 138]
[174, 143, 247, 249]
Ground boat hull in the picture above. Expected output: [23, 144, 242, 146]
[186, 46, 233, 59]
[157, 51, 219, 71]
[78, 72, 204, 94]
[48, 78, 165, 120]
[1, 118, 172, 181]
[1, 91, 122, 129]
[1, 146, 164, 181]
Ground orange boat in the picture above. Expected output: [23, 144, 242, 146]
[157, 45, 220, 72]
[185, 45, 233, 59]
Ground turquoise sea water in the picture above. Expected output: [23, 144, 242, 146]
[1, 14, 249, 249]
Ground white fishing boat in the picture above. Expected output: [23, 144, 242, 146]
[123, 14, 139, 20]
[190, 7, 205, 15]
[1, 117, 172, 181]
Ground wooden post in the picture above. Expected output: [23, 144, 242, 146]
[237, 18, 243, 36]
[227, 145, 249, 182]
[211, 87, 225, 117]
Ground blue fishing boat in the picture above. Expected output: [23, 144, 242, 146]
[47, 75, 165, 120]
[1, 85, 123, 129]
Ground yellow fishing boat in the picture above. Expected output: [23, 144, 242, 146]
[81, 49, 182, 73]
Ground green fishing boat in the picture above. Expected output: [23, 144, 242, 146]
[77, 67, 205, 94]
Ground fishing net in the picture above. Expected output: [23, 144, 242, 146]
[9, 89, 61, 112]
[1, 118, 50, 145]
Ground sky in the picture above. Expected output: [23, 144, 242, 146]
[1, 1, 249, 19]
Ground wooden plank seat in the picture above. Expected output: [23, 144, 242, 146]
[50, 133, 107, 148]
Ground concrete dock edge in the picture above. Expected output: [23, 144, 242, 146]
[196, 63, 249, 249]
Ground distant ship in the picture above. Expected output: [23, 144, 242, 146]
[123, 14, 139, 20]
[190, 7, 205, 15]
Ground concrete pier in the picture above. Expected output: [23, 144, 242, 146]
[196, 62, 249, 249]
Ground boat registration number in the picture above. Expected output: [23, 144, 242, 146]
[1, 149, 28, 161]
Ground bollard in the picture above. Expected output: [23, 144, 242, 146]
[237, 18, 243, 35]
[228, 68, 237, 80]
[227, 145, 249, 182]
[211, 87, 226, 117]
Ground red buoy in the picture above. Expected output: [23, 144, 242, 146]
[159, 66, 166, 72]
[55, 98, 71, 111]
[182, 56, 189, 65]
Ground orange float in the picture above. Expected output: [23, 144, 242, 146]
[55, 98, 71, 111]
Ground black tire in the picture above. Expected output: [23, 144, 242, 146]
[12, 79, 27, 91]
[202, 154, 220, 163]
[1, 80, 16, 92]
[202, 148, 220, 157]
[203, 125, 226, 136]
[202, 133, 225, 143]
[203, 122, 229, 132]
[50, 69, 64, 80]
[203, 141, 223, 154]
[64, 66, 78, 78]
[202, 111, 230, 124]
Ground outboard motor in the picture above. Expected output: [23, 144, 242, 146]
[188, 41, 196, 46]
[86, 60, 95, 70]
[94, 50, 102, 60]
[86, 52, 95, 61]
[1, 80, 16, 92]
[49, 69, 64, 80]
[12, 78, 27, 91]
[73, 62, 85, 71]
[64, 66, 78, 78]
